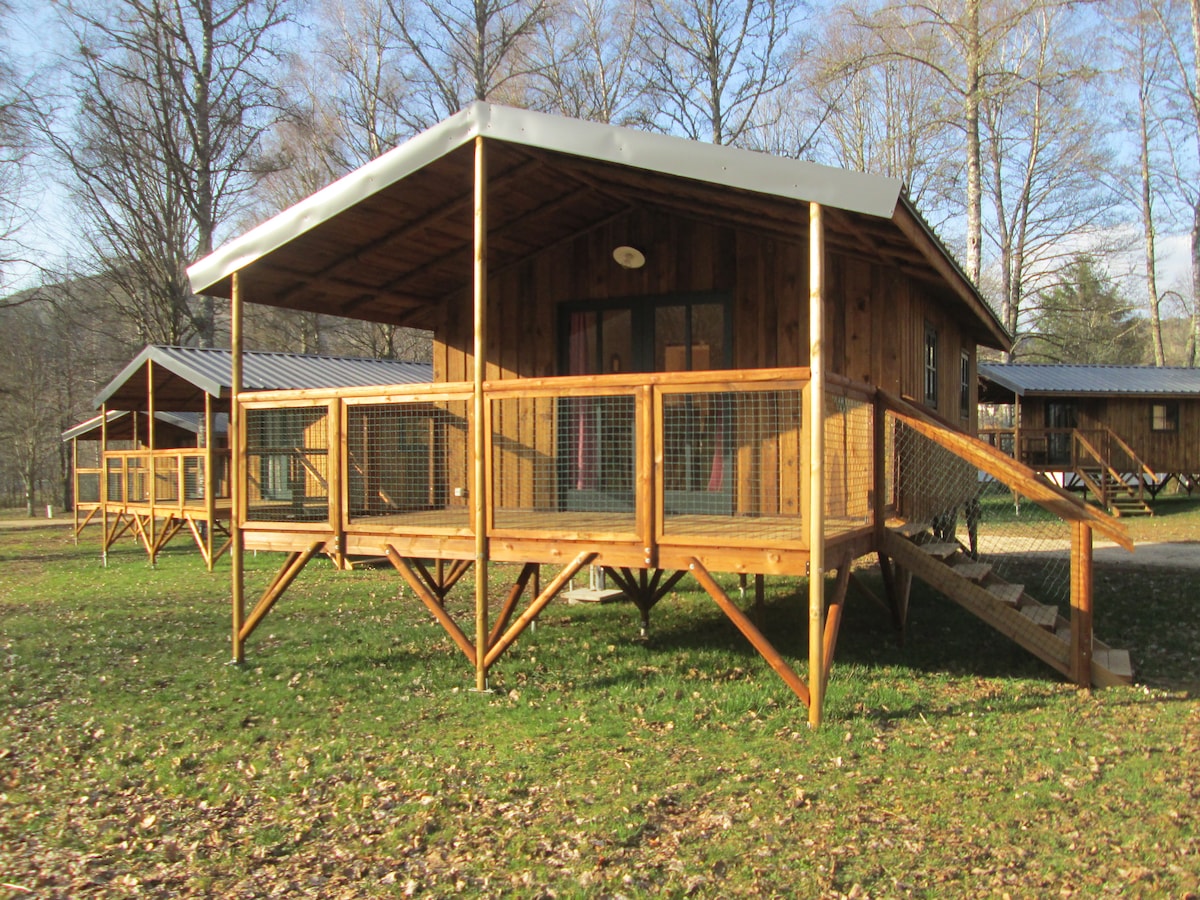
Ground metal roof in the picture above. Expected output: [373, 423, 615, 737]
[185, 102, 1008, 350]
[979, 363, 1200, 398]
[94, 345, 433, 411]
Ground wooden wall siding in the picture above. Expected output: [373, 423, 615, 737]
[431, 205, 983, 517]
[1080, 398, 1200, 472]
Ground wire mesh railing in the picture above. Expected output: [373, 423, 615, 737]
[660, 386, 805, 542]
[825, 387, 874, 538]
[244, 406, 331, 523]
[346, 399, 470, 530]
[490, 388, 639, 536]
[892, 407, 1076, 607]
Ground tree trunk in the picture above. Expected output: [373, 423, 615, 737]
[1189, 201, 1200, 367]
[1141, 89, 1165, 367]
[965, 0, 982, 285]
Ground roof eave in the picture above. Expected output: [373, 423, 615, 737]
[187, 102, 905, 299]
[93, 345, 225, 409]
[893, 196, 1011, 352]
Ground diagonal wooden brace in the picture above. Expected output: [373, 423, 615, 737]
[387, 548, 476, 665]
[484, 551, 596, 668]
[239, 542, 323, 643]
[488, 563, 538, 648]
[687, 557, 811, 707]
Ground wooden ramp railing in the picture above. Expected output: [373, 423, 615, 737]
[880, 391, 1133, 687]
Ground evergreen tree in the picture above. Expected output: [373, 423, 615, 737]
[1024, 255, 1147, 364]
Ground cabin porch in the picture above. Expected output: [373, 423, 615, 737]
[67, 406, 233, 569]
[230, 367, 1133, 725]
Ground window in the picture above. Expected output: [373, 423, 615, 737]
[560, 293, 731, 375]
[960, 351, 971, 420]
[1151, 402, 1179, 432]
[924, 323, 939, 407]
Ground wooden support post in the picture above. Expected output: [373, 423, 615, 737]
[204, 392, 215, 570]
[472, 134, 490, 691]
[808, 200, 826, 728]
[147, 358, 157, 564]
[688, 558, 810, 706]
[1013, 394, 1022, 464]
[71, 437, 79, 544]
[100, 403, 109, 566]
[1070, 521, 1094, 687]
[328, 400, 346, 570]
[230, 271, 245, 664]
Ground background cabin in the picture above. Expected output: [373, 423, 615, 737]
[978, 363, 1200, 515]
[66, 344, 430, 567]
[187, 104, 1131, 723]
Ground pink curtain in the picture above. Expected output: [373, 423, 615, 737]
[568, 313, 597, 491]
[707, 397, 726, 492]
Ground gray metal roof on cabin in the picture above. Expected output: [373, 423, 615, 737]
[979, 363, 1200, 398]
[94, 345, 432, 410]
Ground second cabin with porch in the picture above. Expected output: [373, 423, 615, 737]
[978, 363, 1200, 515]
[189, 103, 1131, 724]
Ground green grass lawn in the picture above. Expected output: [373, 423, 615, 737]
[1, 517, 1198, 898]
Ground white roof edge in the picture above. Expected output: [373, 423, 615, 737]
[189, 102, 902, 296]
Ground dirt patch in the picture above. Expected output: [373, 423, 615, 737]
[973, 534, 1200, 570]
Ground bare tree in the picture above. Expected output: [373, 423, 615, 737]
[530, 0, 646, 124]
[50, 0, 292, 346]
[0, 0, 38, 304]
[384, 0, 550, 130]
[1107, 0, 1180, 366]
[980, 6, 1114, 356]
[637, 0, 797, 146]
[807, 9, 961, 214]
[1153, 0, 1200, 365]
[846, 0, 1074, 285]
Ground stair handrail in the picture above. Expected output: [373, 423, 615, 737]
[1071, 429, 1129, 504]
[1103, 424, 1157, 484]
[878, 390, 1132, 551]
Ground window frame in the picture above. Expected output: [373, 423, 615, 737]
[1151, 402, 1179, 433]
[959, 350, 971, 420]
[923, 322, 939, 408]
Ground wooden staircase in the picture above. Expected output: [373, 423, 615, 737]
[1075, 466, 1152, 517]
[1072, 429, 1154, 517]
[882, 522, 1133, 688]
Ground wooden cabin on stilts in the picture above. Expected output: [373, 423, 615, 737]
[188, 104, 1134, 725]
[65, 344, 430, 570]
[978, 363, 1200, 516]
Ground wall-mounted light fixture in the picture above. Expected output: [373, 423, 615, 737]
[612, 245, 646, 269]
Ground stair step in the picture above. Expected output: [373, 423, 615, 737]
[1093, 648, 1133, 679]
[891, 521, 930, 539]
[986, 583, 1024, 606]
[917, 541, 961, 560]
[950, 561, 992, 582]
[1020, 603, 1058, 629]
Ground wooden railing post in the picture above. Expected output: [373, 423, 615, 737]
[808, 200, 826, 728]
[204, 392, 215, 570]
[328, 398, 346, 570]
[1070, 521, 1094, 686]
[231, 271, 245, 664]
[472, 133, 489, 692]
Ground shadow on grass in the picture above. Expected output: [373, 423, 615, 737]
[558, 558, 1194, 704]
